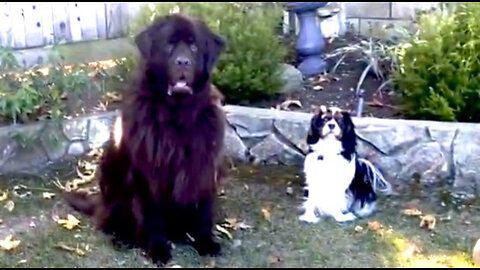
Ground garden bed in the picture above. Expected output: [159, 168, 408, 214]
[246, 33, 403, 119]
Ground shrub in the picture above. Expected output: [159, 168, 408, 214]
[391, 2, 480, 122]
[130, 2, 287, 103]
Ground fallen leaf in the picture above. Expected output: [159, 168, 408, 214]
[473, 238, 480, 266]
[419, 214, 436, 230]
[277, 99, 303, 111]
[367, 221, 383, 231]
[55, 243, 86, 256]
[223, 218, 252, 231]
[403, 208, 422, 217]
[42, 192, 56, 199]
[261, 208, 271, 222]
[215, 224, 232, 239]
[56, 214, 81, 230]
[4, 200, 14, 212]
[354, 225, 364, 233]
[0, 235, 21, 251]
[0, 190, 7, 201]
[313, 74, 330, 84]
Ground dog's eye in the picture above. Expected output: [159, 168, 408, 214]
[166, 44, 174, 54]
[190, 44, 197, 52]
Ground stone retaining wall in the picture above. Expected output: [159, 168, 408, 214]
[0, 105, 478, 197]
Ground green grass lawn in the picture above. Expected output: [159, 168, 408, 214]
[0, 154, 478, 268]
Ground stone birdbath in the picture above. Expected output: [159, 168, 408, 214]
[285, 2, 328, 78]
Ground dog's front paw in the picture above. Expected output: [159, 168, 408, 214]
[299, 213, 320, 224]
[193, 237, 221, 257]
[146, 238, 172, 265]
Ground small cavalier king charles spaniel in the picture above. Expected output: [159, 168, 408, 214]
[300, 106, 391, 223]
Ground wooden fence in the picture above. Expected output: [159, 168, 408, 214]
[0, 2, 145, 50]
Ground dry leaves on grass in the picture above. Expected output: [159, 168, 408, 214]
[274, 99, 303, 111]
[403, 207, 437, 231]
[367, 221, 383, 232]
[42, 192, 55, 200]
[4, 200, 14, 212]
[419, 214, 436, 231]
[261, 208, 271, 222]
[0, 235, 21, 251]
[54, 214, 81, 230]
[403, 208, 422, 217]
[55, 243, 91, 256]
[0, 190, 8, 201]
[53, 160, 98, 192]
[222, 218, 252, 231]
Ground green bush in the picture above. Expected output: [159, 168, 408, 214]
[130, 2, 287, 103]
[392, 2, 480, 122]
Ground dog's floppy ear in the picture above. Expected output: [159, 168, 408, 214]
[135, 28, 152, 59]
[306, 114, 321, 145]
[197, 20, 225, 72]
[340, 111, 357, 159]
[206, 31, 225, 71]
[134, 17, 168, 59]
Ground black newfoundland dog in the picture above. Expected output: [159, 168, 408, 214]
[66, 14, 227, 265]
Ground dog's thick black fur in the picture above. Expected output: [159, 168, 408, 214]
[65, 14, 227, 265]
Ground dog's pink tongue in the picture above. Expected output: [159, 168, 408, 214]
[175, 81, 187, 88]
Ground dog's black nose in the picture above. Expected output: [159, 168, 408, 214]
[328, 123, 335, 130]
[175, 56, 191, 66]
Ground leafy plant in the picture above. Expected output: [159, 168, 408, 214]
[391, 2, 480, 122]
[329, 37, 399, 98]
[0, 44, 132, 125]
[130, 2, 287, 103]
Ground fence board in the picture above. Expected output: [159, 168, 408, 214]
[0, 2, 13, 47]
[95, 3, 107, 39]
[9, 4, 27, 49]
[76, 2, 100, 40]
[51, 2, 72, 43]
[67, 2, 83, 42]
[105, 2, 128, 39]
[23, 2, 47, 48]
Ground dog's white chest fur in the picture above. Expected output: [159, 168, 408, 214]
[300, 137, 357, 223]
[304, 138, 355, 192]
